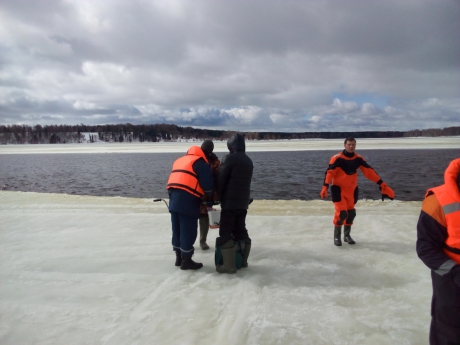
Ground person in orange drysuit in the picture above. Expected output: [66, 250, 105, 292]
[320, 137, 395, 246]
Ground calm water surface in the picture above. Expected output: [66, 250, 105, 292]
[0, 149, 458, 201]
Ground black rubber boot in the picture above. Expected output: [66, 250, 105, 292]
[199, 217, 210, 250]
[175, 251, 182, 267]
[216, 240, 237, 274]
[344, 225, 356, 244]
[241, 242, 251, 268]
[180, 257, 203, 270]
[334, 226, 342, 246]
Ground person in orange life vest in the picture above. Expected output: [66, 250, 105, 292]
[320, 137, 395, 246]
[198, 139, 221, 250]
[416, 158, 460, 345]
[166, 146, 213, 270]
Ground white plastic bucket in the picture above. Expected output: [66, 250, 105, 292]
[208, 209, 221, 229]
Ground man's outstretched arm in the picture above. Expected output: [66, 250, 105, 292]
[359, 159, 395, 200]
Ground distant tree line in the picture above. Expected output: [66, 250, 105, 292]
[0, 123, 458, 145]
[403, 127, 460, 137]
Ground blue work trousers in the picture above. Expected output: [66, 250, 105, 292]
[171, 211, 198, 258]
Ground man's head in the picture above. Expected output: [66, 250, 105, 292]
[227, 133, 246, 153]
[344, 137, 356, 153]
[201, 139, 214, 154]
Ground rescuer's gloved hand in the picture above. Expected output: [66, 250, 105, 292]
[320, 185, 329, 199]
[379, 182, 395, 201]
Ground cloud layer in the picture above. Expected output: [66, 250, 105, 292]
[1, 0, 459, 131]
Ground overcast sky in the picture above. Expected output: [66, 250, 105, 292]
[1, 0, 459, 132]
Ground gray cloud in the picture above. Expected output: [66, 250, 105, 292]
[0, 0, 459, 132]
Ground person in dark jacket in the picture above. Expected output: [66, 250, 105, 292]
[198, 139, 221, 250]
[416, 158, 460, 345]
[216, 133, 253, 274]
[166, 146, 213, 270]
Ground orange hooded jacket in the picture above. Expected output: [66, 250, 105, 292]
[426, 158, 460, 263]
[167, 146, 209, 198]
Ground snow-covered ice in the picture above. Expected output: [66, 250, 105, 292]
[0, 192, 430, 345]
[0, 136, 459, 154]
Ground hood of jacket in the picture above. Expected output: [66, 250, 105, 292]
[445, 158, 460, 200]
[186, 146, 208, 163]
[227, 133, 246, 153]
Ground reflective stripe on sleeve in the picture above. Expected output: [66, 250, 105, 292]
[443, 202, 460, 215]
[435, 260, 457, 276]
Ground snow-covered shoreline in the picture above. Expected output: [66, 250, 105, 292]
[0, 191, 431, 344]
[0, 136, 459, 154]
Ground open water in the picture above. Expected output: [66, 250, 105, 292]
[0, 149, 458, 201]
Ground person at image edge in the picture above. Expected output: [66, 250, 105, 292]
[417, 158, 460, 345]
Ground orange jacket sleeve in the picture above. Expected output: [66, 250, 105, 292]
[358, 157, 382, 184]
[323, 155, 339, 185]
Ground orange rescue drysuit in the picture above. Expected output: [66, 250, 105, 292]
[323, 150, 384, 226]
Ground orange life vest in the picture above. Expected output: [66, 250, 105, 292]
[166, 146, 209, 198]
[428, 158, 460, 264]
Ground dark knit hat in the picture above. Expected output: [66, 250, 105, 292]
[201, 139, 214, 154]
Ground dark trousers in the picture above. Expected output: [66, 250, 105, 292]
[429, 271, 460, 345]
[216, 209, 251, 247]
[170, 211, 198, 258]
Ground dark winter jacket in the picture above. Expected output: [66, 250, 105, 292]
[168, 149, 213, 218]
[218, 134, 253, 210]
